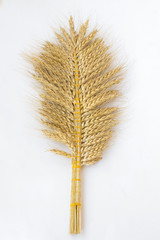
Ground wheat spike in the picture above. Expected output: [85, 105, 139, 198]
[27, 16, 124, 234]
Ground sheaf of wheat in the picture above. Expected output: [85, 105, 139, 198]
[27, 16, 124, 234]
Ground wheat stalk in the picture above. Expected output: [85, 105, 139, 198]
[27, 16, 124, 234]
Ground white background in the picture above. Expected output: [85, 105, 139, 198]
[0, 0, 160, 239]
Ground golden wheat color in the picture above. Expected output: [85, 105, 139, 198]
[27, 16, 123, 234]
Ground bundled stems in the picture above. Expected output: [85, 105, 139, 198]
[69, 51, 82, 233]
[70, 159, 81, 233]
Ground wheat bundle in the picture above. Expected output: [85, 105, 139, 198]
[27, 16, 124, 234]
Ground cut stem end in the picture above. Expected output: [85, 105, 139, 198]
[70, 205, 81, 234]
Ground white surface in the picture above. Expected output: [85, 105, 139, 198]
[0, 0, 160, 239]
